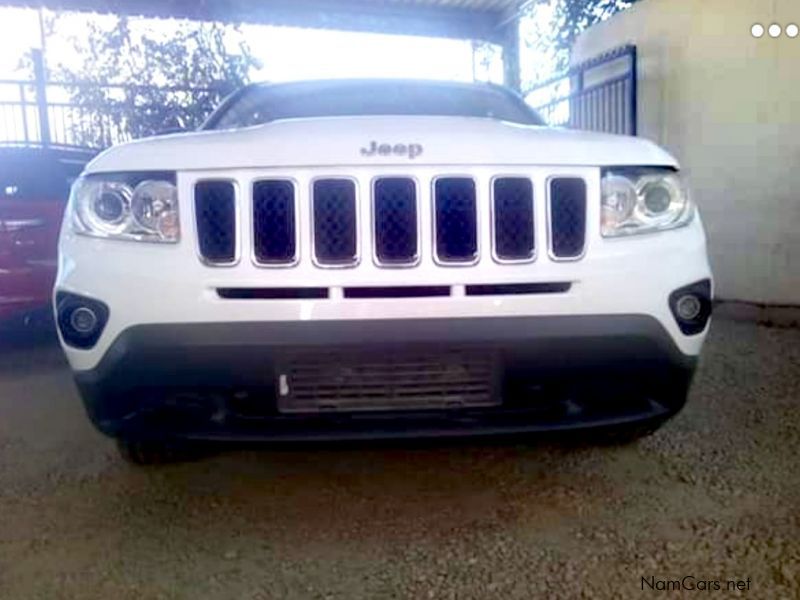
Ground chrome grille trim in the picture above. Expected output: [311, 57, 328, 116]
[191, 170, 590, 270]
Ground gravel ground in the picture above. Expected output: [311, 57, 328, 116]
[0, 316, 798, 599]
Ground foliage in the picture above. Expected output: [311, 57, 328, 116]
[521, 0, 638, 88]
[48, 15, 260, 146]
[471, 41, 503, 83]
[551, 0, 639, 63]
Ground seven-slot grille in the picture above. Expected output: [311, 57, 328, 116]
[194, 175, 587, 266]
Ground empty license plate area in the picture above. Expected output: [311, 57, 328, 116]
[277, 347, 500, 413]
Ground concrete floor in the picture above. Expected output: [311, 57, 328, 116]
[0, 317, 798, 599]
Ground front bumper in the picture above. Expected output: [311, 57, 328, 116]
[57, 165, 712, 441]
[74, 315, 698, 441]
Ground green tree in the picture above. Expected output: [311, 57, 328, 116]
[49, 15, 260, 147]
[521, 0, 638, 88]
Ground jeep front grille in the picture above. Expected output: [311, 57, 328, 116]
[253, 179, 296, 264]
[193, 171, 589, 269]
[313, 178, 358, 265]
[195, 180, 236, 264]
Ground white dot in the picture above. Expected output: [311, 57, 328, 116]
[751, 23, 764, 37]
[786, 24, 799, 38]
[768, 23, 782, 37]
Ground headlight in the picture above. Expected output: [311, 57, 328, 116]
[71, 172, 179, 242]
[601, 168, 693, 237]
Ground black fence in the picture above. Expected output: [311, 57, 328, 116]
[0, 51, 224, 151]
[525, 44, 637, 136]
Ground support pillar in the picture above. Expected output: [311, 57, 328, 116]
[501, 16, 521, 92]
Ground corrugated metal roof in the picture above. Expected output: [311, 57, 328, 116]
[376, 0, 519, 10]
[0, 0, 526, 41]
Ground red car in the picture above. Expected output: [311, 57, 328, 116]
[0, 147, 93, 324]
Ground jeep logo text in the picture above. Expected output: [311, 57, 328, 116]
[360, 141, 423, 160]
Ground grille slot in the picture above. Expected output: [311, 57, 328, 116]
[493, 177, 534, 261]
[549, 177, 587, 259]
[278, 348, 499, 413]
[253, 180, 296, 264]
[466, 282, 571, 296]
[195, 180, 236, 264]
[434, 177, 478, 263]
[373, 177, 418, 264]
[313, 179, 357, 265]
[218, 287, 328, 300]
[344, 286, 450, 299]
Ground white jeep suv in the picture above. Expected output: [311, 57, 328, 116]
[54, 79, 712, 463]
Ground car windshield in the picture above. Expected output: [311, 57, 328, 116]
[204, 80, 543, 129]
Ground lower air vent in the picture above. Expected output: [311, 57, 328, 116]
[549, 177, 587, 259]
[277, 348, 499, 413]
[218, 288, 329, 300]
[493, 177, 534, 261]
[313, 179, 357, 265]
[195, 180, 236, 264]
[344, 286, 450, 299]
[253, 180, 296, 264]
[466, 282, 571, 296]
[374, 177, 418, 264]
[434, 177, 477, 263]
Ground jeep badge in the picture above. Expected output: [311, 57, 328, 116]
[360, 141, 423, 159]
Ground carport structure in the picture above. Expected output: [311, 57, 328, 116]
[3, 0, 529, 90]
[2, 0, 637, 149]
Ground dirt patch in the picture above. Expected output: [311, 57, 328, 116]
[0, 317, 798, 599]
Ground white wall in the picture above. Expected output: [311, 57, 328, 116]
[573, 0, 800, 305]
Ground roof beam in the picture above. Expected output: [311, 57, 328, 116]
[1, 0, 509, 42]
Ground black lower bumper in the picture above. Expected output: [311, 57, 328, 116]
[74, 315, 698, 442]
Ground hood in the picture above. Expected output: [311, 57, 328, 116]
[86, 116, 678, 173]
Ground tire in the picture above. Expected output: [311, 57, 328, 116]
[116, 438, 206, 465]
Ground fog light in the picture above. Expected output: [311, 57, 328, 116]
[675, 294, 702, 321]
[69, 306, 98, 334]
[668, 279, 712, 336]
[55, 292, 109, 349]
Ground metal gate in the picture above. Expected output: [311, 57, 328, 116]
[0, 50, 223, 150]
[525, 44, 637, 136]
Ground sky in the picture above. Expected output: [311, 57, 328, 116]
[0, 6, 505, 83]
